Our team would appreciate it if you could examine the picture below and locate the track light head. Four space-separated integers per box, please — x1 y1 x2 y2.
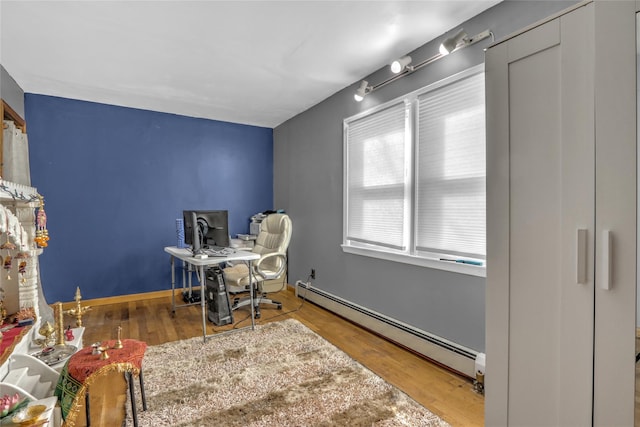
439 29 468 56
354 80 369 102
390 56 412 74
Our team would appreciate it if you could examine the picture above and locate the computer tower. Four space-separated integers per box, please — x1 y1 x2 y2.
206 266 233 326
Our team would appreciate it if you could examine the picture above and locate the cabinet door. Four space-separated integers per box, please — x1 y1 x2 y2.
486 4 595 426
592 2 636 425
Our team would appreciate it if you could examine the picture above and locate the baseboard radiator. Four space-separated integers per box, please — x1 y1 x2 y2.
294 281 479 379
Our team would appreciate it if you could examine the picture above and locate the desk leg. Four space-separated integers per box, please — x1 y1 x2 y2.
200 265 207 342
187 262 193 298
170 255 176 315
249 260 255 330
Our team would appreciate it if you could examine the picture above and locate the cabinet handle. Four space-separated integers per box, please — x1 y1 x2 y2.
576 229 587 284
601 230 612 290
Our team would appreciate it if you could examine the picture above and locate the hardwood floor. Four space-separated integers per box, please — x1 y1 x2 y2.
74 286 484 426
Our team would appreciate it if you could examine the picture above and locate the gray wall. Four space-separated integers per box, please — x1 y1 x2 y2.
274 0 576 352
1 65 25 117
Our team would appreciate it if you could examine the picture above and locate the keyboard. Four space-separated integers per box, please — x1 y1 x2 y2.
203 246 236 257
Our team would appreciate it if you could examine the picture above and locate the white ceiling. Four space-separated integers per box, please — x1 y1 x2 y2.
1 1 500 128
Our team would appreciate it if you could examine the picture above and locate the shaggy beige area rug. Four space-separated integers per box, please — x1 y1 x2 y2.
126 319 449 426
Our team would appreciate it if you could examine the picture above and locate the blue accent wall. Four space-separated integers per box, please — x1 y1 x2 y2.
25 94 273 303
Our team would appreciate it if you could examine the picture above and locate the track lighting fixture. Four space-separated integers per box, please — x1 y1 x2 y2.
354 28 492 102
390 56 412 74
354 80 370 102
439 29 468 55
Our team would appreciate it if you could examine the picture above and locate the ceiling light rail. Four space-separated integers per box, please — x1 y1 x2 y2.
354 29 493 102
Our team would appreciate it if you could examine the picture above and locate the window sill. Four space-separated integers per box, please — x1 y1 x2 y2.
341 244 486 278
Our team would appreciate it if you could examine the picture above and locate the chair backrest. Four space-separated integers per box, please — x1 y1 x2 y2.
253 213 292 271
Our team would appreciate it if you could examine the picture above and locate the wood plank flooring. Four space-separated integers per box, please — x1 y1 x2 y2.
76 286 484 426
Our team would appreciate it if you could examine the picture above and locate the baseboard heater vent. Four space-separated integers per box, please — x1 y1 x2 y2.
295 281 478 378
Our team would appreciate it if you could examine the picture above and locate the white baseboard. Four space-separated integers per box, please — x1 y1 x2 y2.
294 281 478 378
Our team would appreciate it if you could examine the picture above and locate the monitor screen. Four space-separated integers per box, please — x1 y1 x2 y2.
183 210 230 251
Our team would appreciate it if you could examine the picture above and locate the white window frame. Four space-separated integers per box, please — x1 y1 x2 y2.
342 64 486 277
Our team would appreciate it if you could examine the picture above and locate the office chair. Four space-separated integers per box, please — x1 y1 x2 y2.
223 213 291 318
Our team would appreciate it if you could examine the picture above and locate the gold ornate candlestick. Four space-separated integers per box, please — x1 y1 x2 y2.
55 302 65 346
64 287 91 327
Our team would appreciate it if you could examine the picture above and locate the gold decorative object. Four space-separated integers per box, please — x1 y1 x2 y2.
15 307 35 321
113 325 123 349
64 286 91 327
34 321 55 348
34 195 49 248
98 346 110 360
11 404 47 426
55 302 65 346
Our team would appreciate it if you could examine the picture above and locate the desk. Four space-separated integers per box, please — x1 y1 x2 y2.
164 246 260 341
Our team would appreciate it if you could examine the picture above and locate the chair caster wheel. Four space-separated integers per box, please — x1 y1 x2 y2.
276 304 282 310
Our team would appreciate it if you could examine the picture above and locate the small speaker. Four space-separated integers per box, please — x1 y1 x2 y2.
206 266 233 326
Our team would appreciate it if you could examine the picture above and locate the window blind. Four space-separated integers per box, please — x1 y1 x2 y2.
415 72 486 259
345 102 409 250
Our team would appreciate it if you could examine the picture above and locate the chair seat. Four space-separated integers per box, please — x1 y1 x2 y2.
223 264 250 287
223 263 284 289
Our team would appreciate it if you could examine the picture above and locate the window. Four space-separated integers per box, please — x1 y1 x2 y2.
344 101 410 251
343 66 485 276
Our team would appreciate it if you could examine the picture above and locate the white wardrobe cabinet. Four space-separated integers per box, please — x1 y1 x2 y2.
485 2 636 426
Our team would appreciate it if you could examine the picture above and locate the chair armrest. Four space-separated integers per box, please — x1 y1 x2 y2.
253 252 287 281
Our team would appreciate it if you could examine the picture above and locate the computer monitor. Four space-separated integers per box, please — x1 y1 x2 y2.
183 210 230 253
